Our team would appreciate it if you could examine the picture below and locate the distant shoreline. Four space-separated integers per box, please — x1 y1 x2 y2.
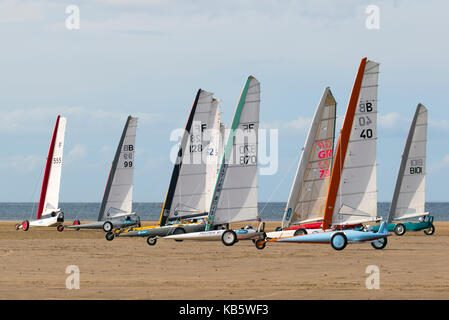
0 201 448 204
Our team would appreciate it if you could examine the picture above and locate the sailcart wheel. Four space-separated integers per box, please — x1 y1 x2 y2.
172 227 185 242
294 228 307 236
73 220 81 231
255 239 266 250
15 223 20 230
22 220 30 232
371 237 388 250
330 232 347 251
394 223 406 236
103 221 113 232
146 237 157 246
105 232 114 241
221 230 237 246
57 225 64 232
424 224 435 235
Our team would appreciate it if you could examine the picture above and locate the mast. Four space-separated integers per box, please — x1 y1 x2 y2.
158 90 202 226
322 58 367 230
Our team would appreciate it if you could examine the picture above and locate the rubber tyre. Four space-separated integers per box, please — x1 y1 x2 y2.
172 227 185 242
103 221 113 232
221 230 237 246
371 237 388 250
105 232 114 241
15 223 20 230
255 239 266 250
73 220 81 231
424 224 435 236
22 220 29 231
57 225 64 232
330 232 347 251
146 237 157 246
294 228 307 236
394 223 406 236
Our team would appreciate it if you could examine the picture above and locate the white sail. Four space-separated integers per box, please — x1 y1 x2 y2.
169 90 220 220
42 116 66 216
210 76 260 225
282 88 337 228
388 104 428 222
99 116 138 220
332 60 380 226
217 123 227 174
204 99 222 212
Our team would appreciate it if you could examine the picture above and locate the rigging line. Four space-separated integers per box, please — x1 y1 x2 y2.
259 147 303 217
28 157 46 221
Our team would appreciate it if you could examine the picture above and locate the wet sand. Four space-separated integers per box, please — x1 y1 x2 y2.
1 221 448 300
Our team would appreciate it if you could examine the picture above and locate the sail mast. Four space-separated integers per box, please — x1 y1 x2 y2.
37 115 61 220
322 58 367 230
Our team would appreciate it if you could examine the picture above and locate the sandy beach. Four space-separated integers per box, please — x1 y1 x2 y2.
1 221 448 300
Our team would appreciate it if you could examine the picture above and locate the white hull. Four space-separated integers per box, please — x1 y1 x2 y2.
394 211 429 221
164 228 263 241
266 228 325 239
29 215 61 227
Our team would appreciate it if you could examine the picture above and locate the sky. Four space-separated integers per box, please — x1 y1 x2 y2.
0 0 448 203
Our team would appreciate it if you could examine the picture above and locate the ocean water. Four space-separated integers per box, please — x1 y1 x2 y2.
0 202 447 222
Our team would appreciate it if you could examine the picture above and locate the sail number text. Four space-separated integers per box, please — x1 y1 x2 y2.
123 144 134 168
190 133 203 153
239 144 257 165
409 159 423 174
358 101 375 140
317 140 332 178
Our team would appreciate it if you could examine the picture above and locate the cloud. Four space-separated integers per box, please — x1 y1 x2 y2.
0 0 46 23
378 112 403 129
429 119 449 131
0 106 162 134
378 113 449 132
67 144 87 159
0 154 42 173
429 154 449 175
261 117 311 136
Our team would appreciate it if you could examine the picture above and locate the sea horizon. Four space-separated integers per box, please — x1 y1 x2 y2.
0 202 447 222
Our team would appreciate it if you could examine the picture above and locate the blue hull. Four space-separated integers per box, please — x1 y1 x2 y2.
275 221 390 244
